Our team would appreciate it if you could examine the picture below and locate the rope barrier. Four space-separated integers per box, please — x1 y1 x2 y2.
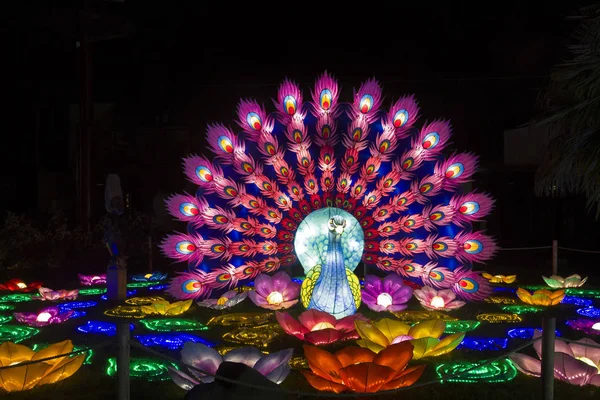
499 246 552 251
558 246 600 254
559 337 600 350
132 336 541 397
0 340 113 371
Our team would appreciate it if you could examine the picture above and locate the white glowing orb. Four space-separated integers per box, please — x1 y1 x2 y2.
592 322 600 331
36 312 52 322
294 207 364 274
376 293 393 308
311 322 335 331
267 291 284 305
430 296 446 309
16 282 27 289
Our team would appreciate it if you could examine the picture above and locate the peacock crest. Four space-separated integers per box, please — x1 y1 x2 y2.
160 71 497 315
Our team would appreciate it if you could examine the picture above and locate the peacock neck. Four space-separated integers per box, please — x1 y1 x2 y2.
308 229 356 319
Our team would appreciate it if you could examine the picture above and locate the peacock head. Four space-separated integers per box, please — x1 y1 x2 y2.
328 216 347 237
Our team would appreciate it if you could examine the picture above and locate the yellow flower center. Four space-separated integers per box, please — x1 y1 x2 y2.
592 322 600 331
266 291 284 305
430 296 446 309
16 282 27 289
576 357 600 373
376 293 393 308
216 297 229 306
311 322 335 331
36 312 52 322
144 274 153 279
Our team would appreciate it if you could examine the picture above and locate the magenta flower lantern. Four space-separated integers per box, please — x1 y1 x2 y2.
413 286 465 311
14 306 74 327
35 287 79 301
276 309 366 345
509 330 600 386
567 319 600 336
247 272 300 310
78 274 107 286
361 274 413 312
168 342 293 390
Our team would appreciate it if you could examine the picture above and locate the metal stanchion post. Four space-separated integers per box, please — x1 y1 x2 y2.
541 315 556 400
116 321 130 400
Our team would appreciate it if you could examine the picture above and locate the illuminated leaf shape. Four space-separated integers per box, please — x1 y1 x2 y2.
140 299 192 316
436 359 517 383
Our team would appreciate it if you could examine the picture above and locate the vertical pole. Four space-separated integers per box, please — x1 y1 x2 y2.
116 321 130 400
541 316 556 400
551 240 558 276
363 263 367 278
147 235 153 273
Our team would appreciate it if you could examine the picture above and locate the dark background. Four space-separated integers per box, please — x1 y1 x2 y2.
3 1 599 279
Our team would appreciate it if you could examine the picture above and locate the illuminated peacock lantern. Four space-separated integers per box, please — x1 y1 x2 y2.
160 72 497 319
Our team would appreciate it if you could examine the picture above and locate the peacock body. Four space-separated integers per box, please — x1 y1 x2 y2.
161 71 497 318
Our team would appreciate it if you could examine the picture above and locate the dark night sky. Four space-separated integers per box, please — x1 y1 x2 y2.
3 1 593 225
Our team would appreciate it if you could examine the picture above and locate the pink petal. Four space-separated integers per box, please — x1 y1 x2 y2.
270 271 292 293
363 275 383 297
223 347 264 368
276 311 307 338
387 304 408 312
247 290 269 307
281 282 300 301
168 366 200 390
569 338 600 365
304 329 342 345
253 348 294 376
554 352 598 386
382 274 405 293
533 330 573 359
180 342 222 380
509 353 542 377
438 289 457 303
298 309 336 331
253 274 274 298
335 313 366 332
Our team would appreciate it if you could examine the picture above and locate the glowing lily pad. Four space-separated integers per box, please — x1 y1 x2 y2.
436 359 517 383
0 293 34 303
139 319 208 332
444 320 481 334
0 324 39 343
106 357 178 381
0 315 13 325
207 312 274 327
79 288 107 296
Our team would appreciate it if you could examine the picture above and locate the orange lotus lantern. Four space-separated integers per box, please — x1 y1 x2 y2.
516 288 565 306
302 341 425 393
0 279 43 293
0 340 85 392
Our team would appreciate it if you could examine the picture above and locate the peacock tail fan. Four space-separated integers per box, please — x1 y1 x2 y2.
161 71 497 302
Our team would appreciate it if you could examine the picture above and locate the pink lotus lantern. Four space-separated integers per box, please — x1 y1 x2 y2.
510 330 600 386
35 287 79 301
247 272 300 310
14 306 74 327
276 309 366 345
361 274 413 312
78 274 107 286
413 286 465 311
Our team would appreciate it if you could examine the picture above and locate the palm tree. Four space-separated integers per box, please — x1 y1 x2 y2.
535 4 600 216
